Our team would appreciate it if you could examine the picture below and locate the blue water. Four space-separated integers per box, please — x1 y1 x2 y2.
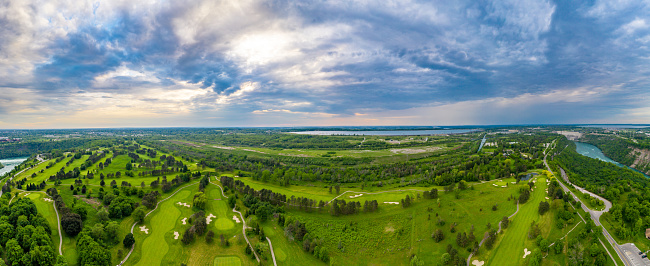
291 129 477 136
574 141 650 178
0 157 29 177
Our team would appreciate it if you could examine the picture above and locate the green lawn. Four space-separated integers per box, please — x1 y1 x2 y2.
480 176 548 265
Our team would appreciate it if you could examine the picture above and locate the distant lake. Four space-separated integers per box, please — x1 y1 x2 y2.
0 157 29 177
574 141 649 178
290 129 477 136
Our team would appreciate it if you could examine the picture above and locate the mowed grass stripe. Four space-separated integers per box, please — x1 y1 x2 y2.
213 256 242 266
487 177 547 266
135 190 190 266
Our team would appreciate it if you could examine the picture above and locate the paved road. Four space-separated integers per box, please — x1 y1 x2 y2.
543 141 629 266
620 244 650 266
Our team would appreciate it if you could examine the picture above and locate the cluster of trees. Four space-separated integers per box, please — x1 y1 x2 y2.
0 196 64 266
47 188 84 237
279 215 329 263
400 195 413 208
181 211 210 245
329 199 378 216
148 135 544 188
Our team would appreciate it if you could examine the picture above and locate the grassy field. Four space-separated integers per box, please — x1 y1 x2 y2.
26 192 61 255
479 176 548 265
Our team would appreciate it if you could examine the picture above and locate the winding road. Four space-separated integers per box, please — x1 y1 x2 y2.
543 140 628 266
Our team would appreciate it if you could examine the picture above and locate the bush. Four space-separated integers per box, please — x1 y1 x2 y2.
123 233 135 248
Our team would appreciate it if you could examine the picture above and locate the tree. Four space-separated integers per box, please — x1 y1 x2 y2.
6 239 24 266
440 253 451 265
133 206 147 223
96 207 109 222
193 192 207 210
61 212 83 236
73 205 87 220
206 230 215 244
126 162 132 171
538 201 550 215
182 228 194 245
501 216 509 229
458 180 468 190
105 221 120 244
77 234 111 266
123 233 135 248
432 229 444 242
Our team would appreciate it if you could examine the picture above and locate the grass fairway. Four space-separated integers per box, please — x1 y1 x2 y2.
214 200 235 231
134 190 189 266
213 256 242 266
483 177 548 265
27 193 61 254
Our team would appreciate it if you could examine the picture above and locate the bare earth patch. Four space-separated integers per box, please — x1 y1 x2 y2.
390 146 441 154
74 195 102 209
140 225 149 234
213 146 235 150
206 213 216 224
523 248 531 258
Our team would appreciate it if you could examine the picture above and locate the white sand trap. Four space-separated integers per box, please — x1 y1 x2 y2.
139 225 149 234
349 194 363 198
493 184 498 186
43 198 53 202
384 202 400 205
173 231 179 239
511 182 516 184
501 186 506 188
523 248 531 258
176 202 191 208
206 214 216 224
181 218 187 225
545 197 549 199
472 260 485 266
232 215 241 223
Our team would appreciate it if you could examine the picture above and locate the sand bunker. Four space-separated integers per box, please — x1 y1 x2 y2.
177 202 191 208
501 186 506 188
139 225 149 234
206 214 216 224
174 231 179 239
181 218 187 225
232 215 241 223
43 198 53 202
384 202 400 205
523 248 531 258
511 182 516 184
493 184 498 186
349 194 363 198
472 260 485 266
545 197 549 199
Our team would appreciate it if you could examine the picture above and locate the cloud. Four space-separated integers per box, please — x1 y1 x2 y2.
0 0 648 128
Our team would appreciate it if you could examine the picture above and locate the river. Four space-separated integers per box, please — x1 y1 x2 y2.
574 141 650 178
0 157 29 177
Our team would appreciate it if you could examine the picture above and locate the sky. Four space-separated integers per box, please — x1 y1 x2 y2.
0 0 649 128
